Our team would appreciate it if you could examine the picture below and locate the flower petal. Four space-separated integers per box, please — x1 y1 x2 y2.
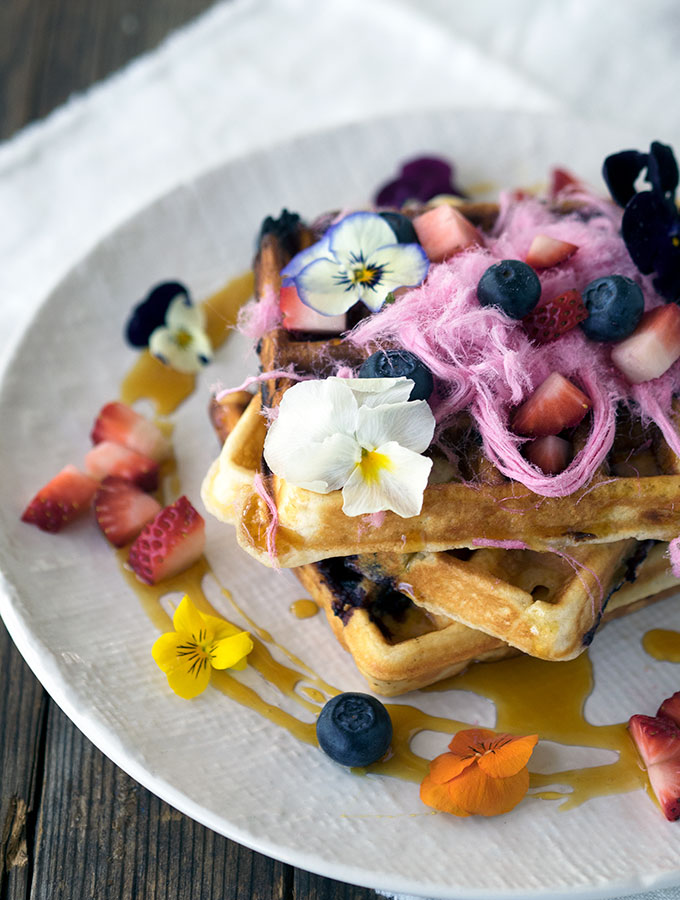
151 632 184 673
166 658 212 699
204 615 247 641
149 325 212 374
420 774 470 817
296 256 360 316
447 763 530 816
448 727 499 756
355 399 435 454
328 212 397 268
333 376 414 408
270 432 360 492
341 441 432 517
476 734 539 779
165 294 206 331
428 750 476 784
281 233 332 281
369 244 430 296
173 595 210 640
211 631 254 669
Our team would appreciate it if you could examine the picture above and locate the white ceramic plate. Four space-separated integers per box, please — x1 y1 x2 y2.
1 111 680 900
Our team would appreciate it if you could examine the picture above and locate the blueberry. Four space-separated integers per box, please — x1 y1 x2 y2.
580 275 644 342
316 693 392 767
125 281 189 347
359 349 433 401
477 260 541 319
379 211 419 244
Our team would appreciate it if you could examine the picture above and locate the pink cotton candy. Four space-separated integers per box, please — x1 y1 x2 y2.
214 367 312 402
252 473 280 568
668 538 680 578
237 283 281 340
472 538 528 550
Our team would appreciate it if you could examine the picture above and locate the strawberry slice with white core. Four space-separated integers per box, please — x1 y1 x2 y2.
84 441 159 491
280 284 347 333
610 304 680 384
94 476 162 547
91 401 170 462
629 714 680 821
21 464 98 533
525 234 578 269
511 373 592 437
658 692 680 728
127 495 205 584
412 205 483 263
549 168 582 199
525 435 572 475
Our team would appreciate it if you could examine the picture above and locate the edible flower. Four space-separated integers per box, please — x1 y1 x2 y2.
263 376 435 518
281 212 429 316
603 141 680 301
374 156 465 207
420 727 539 817
152 595 253 699
149 292 213 374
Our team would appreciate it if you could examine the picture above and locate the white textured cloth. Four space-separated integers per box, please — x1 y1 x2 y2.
2 0 680 897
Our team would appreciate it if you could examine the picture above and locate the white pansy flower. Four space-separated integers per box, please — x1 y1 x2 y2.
281 212 429 317
149 294 213 374
263 377 435 518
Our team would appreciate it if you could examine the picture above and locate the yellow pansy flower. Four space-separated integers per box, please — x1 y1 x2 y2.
152 595 253 699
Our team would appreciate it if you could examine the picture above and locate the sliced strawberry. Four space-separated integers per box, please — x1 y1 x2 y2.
522 289 588 344
412 205 483 263
91 401 170 462
611 304 680 384
280 283 347 334
128 495 205 584
94 476 162 547
658 692 680 728
629 714 680 821
525 435 572 475
549 167 582 199
525 234 578 269
511 372 591 437
22 464 98 533
84 441 159 491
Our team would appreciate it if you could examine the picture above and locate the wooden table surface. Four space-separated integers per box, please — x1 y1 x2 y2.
0 3 383 898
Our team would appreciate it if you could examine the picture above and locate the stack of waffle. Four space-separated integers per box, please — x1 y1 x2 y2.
202 203 680 696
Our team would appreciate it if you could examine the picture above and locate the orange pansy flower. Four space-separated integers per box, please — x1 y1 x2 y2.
420 727 538 817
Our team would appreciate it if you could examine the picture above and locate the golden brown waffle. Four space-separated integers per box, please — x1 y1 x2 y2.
294 542 678 695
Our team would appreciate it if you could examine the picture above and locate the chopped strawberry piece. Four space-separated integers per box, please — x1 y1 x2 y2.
128 495 205 584
511 372 591 437
549 167 582 199
658 692 680 728
280 283 347 334
525 234 578 269
22 465 98 533
629 714 680 821
522 289 588 344
94 476 162 547
84 441 159 491
525 435 572 475
611 304 680 384
90 401 170 462
412 205 483 263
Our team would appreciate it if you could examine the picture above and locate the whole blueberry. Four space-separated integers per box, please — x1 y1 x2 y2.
379 211 419 244
316 693 393 767
125 281 189 347
359 349 434 401
477 260 542 319
580 275 644 342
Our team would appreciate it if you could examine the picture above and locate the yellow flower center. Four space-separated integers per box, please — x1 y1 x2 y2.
358 448 393 484
351 265 380 286
174 328 193 348
175 629 216 678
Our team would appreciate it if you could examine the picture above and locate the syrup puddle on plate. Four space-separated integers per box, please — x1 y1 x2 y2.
116 273 672 812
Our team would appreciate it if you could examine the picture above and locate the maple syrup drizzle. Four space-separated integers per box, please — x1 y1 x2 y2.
117 273 666 810
290 599 320 619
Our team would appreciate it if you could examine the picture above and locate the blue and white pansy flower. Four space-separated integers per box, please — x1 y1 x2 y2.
149 293 213 374
282 212 429 316
263 376 435 518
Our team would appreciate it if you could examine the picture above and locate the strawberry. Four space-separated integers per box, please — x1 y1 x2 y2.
84 441 159 491
658 692 680 728
412 205 483 263
280 283 347 334
522 289 588 344
511 372 591 437
525 234 578 269
525 435 572 475
611 304 680 384
549 167 582 199
21 465 98 533
94 476 162 547
628 714 680 821
128 495 205 584
90 401 170 462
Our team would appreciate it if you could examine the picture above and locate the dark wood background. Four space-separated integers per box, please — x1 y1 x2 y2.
0 2 383 897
